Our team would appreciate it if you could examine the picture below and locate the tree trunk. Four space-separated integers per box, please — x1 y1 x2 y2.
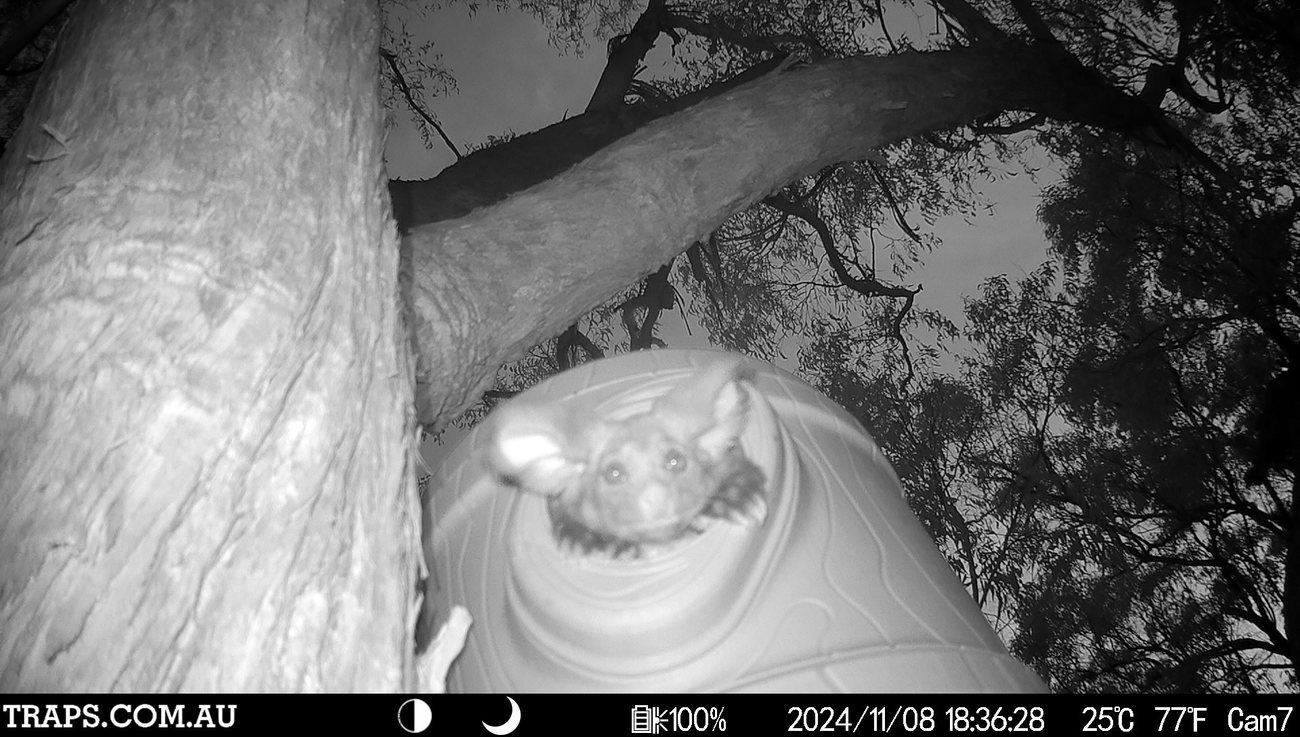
0 0 415 691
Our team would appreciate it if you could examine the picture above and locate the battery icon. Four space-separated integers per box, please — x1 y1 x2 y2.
630 705 661 734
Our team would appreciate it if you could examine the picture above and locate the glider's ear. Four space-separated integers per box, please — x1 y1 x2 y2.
652 359 755 460
486 401 591 498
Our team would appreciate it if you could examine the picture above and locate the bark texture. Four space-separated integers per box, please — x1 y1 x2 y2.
0 0 415 691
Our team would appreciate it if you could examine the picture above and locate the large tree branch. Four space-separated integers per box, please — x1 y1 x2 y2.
402 42 1157 424
388 53 792 229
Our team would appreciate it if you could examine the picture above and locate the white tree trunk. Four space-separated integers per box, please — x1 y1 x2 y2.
0 0 415 691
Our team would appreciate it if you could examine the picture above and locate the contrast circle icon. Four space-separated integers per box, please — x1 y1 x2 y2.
397 698 432 733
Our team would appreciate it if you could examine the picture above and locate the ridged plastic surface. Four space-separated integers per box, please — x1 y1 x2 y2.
423 349 1047 693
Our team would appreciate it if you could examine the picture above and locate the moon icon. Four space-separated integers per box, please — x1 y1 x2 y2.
482 697 521 735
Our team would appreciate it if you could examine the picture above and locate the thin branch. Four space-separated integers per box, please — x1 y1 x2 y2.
875 0 900 53
1006 0 1057 42
867 161 923 244
380 48 462 160
932 0 1007 43
973 112 1046 134
763 191 921 381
